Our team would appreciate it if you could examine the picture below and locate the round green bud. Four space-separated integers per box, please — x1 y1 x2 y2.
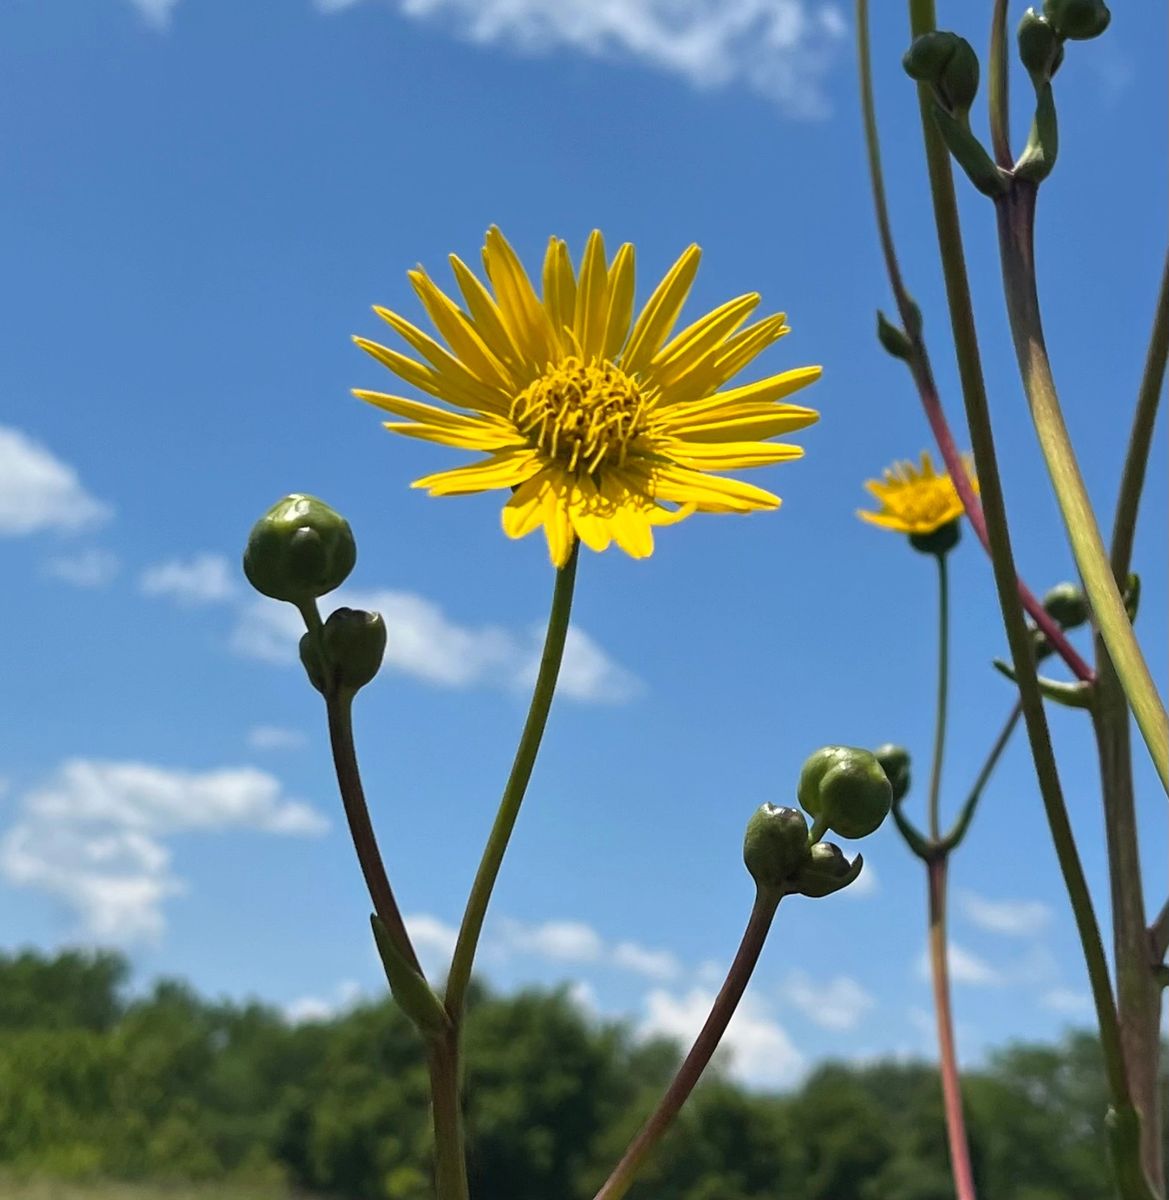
243 494 356 604
796 746 851 819
909 519 961 557
873 744 912 805
322 608 387 692
1018 9 1065 82
1043 0 1110 39
743 804 811 890
818 752 892 840
1042 581 1089 630
902 31 980 115
793 842 855 899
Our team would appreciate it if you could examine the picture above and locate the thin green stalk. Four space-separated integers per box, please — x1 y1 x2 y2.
928 857 978 1200
905 3 1139 1171
444 543 580 1017
1112 248 1169 581
428 1034 470 1200
988 0 1012 168
943 701 1021 851
927 551 950 840
593 888 782 1200
995 187 1169 795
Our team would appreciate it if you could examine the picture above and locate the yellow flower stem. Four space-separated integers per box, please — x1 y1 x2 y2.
855 0 1093 684
987 0 1012 169
903 8 1154 1198
591 887 783 1200
444 541 580 1016
927 550 950 841
995 185 1169 797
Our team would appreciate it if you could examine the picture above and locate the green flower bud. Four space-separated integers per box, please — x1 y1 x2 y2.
1043 0 1110 39
902 32 980 115
243 494 356 605
1042 581 1089 630
877 311 913 361
796 746 850 819
873 743 912 805
909 518 961 557
299 632 328 694
792 842 864 899
323 608 387 692
743 804 811 890
1018 9 1065 84
818 752 892 840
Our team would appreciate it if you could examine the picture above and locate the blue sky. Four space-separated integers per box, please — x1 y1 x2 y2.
0 0 1165 1087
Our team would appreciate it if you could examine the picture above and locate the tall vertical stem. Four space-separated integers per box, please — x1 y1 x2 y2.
428 1033 470 1200
927 551 950 841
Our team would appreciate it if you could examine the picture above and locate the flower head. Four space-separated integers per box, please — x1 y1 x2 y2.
857 451 976 537
354 228 820 567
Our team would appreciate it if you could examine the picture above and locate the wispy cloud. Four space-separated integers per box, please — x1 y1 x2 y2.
44 548 121 588
0 759 327 943
232 588 641 704
317 0 848 117
284 979 365 1024
958 890 1052 938
916 941 1003 988
141 553 237 605
1040 987 1092 1017
125 0 181 29
781 970 874 1031
0 425 111 537
247 725 307 751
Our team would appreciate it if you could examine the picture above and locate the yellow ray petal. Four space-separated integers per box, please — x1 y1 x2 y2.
649 313 790 407
857 509 913 532
482 226 556 368
541 237 577 358
448 254 529 377
354 336 503 414
645 464 781 513
574 230 610 362
413 451 543 496
597 475 654 558
540 471 576 567
502 471 555 539
660 440 805 470
568 473 613 553
659 403 820 442
657 365 823 421
648 293 760 389
620 244 702 377
408 270 515 391
602 244 636 362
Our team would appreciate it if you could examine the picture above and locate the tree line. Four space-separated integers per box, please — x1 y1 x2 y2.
0 949 1140 1199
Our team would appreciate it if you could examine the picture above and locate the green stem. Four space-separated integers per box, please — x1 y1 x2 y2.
943 701 1022 852
1111 248 1169 582
927 551 950 840
928 857 978 1200
988 0 1012 168
906 0 1137 1152
995 186 1169 795
427 1033 470 1200
444 543 580 1017
855 0 1093 684
592 887 782 1200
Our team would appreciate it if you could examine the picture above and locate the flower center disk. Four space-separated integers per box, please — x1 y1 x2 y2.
510 356 648 474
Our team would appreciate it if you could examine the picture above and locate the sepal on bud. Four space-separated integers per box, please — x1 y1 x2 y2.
791 843 865 898
873 744 912 805
909 518 962 557
1043 0 1110 40
244 494 356 605
371 915 450 1040
743 804 811 890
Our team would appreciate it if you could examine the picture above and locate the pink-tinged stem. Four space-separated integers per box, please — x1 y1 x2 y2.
928 857 979 1200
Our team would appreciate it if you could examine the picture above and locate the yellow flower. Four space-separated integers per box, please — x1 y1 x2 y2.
353 228 821 567
857 451 976 535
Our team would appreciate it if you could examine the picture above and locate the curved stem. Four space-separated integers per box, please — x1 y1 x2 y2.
943 701 1022 851
927 551 950 840
928 857 978 1200
1111 248 1169 581
593 887 782 1200
326 692 421 974
988 0 1012 168
855 0 1093 684
906 0 1134 1128
444 543 580 1017
995 188 1169 795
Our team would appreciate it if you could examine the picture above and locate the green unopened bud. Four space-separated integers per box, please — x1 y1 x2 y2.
302 608 387 695
1043 0 1110 39
873 744 912 805
792 843 864 899
909 519 961 557
743 804 811 890
903 32 980 115
877 311 913 361
798 747 892 840
1042 581 1089 630
244 494 356 605
796 746 850 819
1018 9 1065 84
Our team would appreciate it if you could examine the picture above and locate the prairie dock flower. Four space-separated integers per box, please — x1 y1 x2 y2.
858 451 976 553
353 228 821 566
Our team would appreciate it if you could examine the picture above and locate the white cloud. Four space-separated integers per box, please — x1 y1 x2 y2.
958 890 1052 938
0 759 327 943
641 986 804 1087
405 912 460 973
318 0 847 117
1040 987 1092 1017
916 941 1004 988
0 425 111 537
141 554 237 605
247 725 307 751
284 979 365 1024
841 858 877 897
781 970 874 1031
231 587 640 704
497 916 605 963
612 940 682 982
126 0 181 29
44 548 120 588
568 979 600 1015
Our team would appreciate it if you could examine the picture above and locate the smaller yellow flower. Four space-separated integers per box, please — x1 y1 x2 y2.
857 451 976 535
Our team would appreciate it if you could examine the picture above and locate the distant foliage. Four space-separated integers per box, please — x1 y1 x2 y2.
0 949 1133 1199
